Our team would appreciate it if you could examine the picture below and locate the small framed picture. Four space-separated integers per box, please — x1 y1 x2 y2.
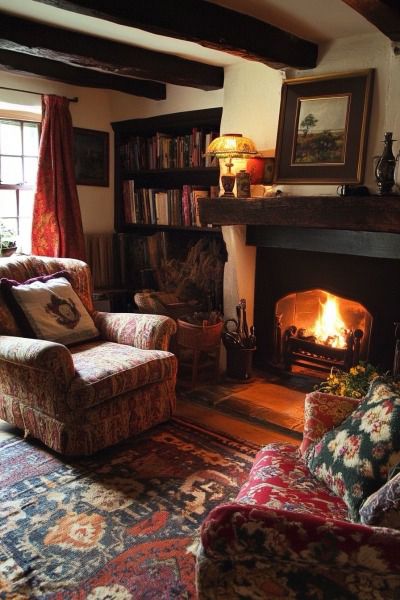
73 128 109 187
274 70 374 184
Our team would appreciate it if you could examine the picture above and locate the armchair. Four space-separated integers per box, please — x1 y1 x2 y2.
196 390 400 599
0 255 177 456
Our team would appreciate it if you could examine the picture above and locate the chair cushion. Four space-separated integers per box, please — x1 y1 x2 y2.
1 274 99 346
69 340 176 409
307 377 400 521
236 442 350 522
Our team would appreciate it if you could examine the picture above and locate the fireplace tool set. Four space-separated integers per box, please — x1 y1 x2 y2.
222 299 256 350
222 299 256 381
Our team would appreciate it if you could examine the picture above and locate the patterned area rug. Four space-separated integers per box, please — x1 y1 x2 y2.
0 418 258 599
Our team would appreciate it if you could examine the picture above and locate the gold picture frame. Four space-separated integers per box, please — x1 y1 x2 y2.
274 70 374 184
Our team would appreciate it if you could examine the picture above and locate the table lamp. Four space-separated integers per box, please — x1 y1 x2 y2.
206 133 257 197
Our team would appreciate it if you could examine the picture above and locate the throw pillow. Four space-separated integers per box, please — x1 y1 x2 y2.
359 470 400 529
306 377 400 521
1 271 69 337
0 274 99 346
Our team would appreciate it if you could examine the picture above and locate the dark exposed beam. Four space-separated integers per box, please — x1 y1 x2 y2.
341 0 400 41
0 12 223 90
34 0 318 69
0 49 166 100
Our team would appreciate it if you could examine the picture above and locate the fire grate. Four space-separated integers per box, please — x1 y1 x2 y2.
279 323 363 373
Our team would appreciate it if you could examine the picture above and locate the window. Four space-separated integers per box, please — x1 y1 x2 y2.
0 118 40 253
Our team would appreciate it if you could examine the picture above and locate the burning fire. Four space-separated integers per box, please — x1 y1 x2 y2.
313 294 347 348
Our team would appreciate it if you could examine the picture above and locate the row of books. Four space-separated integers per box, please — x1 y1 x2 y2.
122 181 216 227
120 129 219 171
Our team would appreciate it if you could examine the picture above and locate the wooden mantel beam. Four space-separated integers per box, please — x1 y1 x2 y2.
0 49 166 100
0 12 223 91
34 0 318 70
198 196 400 234
341 0 400 41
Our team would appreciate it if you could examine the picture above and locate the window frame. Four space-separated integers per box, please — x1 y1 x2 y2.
0 116 40 243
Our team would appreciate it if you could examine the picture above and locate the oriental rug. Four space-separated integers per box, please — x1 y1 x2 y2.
0 418 258 600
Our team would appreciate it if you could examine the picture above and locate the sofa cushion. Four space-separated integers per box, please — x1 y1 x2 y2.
69 340 177 409
1 275 99 346
359 470 400 528
307 377 400 521
236 442 350 522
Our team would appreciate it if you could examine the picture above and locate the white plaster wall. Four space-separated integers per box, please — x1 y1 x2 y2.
285 33 393 196
110 83 223 121
220 62 282 325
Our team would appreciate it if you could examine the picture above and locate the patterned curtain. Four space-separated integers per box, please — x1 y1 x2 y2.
31 95 86 261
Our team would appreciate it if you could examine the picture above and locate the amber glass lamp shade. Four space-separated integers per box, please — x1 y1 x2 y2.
206 133 257 197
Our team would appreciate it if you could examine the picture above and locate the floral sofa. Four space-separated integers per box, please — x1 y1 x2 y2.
196 382 400 599
0 255 177 456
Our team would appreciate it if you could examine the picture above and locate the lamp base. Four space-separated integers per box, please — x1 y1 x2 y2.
221 174 236 197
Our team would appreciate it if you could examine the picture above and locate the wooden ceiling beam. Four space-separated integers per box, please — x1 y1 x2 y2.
341 0 400 41
0 12 223 90
34 0 318 69
0 49 166 99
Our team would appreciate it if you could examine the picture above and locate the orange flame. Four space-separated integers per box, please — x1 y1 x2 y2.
313 294 347 348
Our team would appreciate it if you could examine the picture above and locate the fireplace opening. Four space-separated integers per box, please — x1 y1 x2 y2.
274 289 372 374
253 246 400 376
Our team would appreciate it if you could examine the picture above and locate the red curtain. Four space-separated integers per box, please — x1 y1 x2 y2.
32 95 86 261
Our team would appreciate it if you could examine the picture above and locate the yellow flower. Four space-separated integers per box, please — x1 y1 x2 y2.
350 367 358 376
356 365 365 373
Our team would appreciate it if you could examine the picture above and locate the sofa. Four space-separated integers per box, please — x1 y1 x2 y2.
196 385 400 599
0 254 177 456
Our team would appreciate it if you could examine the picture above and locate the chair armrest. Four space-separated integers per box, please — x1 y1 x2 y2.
199 503 400 594
0 335 75 389
300 390 360 456
93 311 177 351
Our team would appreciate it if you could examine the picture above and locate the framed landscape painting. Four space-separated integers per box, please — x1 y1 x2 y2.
274 70 374 184
73 128 109 187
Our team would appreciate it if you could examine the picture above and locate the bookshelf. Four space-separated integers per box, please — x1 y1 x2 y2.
112 107 223 234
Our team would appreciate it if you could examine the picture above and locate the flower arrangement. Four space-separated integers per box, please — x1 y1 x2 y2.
314 362 381 398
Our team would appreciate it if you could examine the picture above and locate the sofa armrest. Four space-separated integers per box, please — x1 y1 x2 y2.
300 390 360 456
93 311 177 351
0 335 74 387
198 503 400 598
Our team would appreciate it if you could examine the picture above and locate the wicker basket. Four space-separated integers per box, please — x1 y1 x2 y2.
177 319 223 351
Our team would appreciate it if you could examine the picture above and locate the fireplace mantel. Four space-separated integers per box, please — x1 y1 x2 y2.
198 195 400 234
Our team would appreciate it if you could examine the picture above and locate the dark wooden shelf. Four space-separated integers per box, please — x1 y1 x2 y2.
198 195 400 234
122 167 219 177
120 223 221 235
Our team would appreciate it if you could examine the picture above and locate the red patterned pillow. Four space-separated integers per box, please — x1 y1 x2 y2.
300 391 360 457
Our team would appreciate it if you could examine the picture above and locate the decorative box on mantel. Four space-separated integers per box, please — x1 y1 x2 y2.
197 196 400 234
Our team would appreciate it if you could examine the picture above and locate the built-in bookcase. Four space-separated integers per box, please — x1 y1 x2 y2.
112 107 223 234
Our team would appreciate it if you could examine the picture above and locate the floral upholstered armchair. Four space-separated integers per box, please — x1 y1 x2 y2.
0 255 177 456
196 379 400 599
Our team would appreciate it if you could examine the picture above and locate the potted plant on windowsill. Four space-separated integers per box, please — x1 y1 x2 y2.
0 222 17 257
